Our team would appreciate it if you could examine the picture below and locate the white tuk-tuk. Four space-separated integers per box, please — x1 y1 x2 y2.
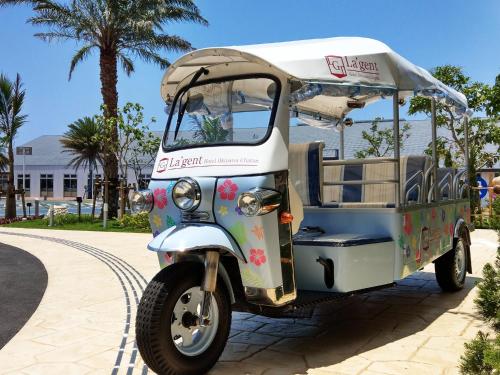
131 37 472 375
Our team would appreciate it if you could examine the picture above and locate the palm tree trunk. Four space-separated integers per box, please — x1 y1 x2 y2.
99 48 119 218
5 139 16 219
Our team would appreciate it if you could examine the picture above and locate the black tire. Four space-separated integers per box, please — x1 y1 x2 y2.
435 238 468 292
136 262 231 375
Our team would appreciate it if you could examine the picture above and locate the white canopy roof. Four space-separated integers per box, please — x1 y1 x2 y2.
161 37 468 119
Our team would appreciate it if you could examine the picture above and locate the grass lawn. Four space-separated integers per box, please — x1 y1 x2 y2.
4 217 151 233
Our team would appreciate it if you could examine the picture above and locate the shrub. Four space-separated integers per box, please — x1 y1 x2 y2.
474 247 500 330
460 332 500 374
42 213 94 226
117 212 151 231
460 235 500 374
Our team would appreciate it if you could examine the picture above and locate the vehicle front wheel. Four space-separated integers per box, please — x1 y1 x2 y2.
136 262 231 375
435 238 468 292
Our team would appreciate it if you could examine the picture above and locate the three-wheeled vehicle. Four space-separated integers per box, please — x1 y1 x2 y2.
132 37 473 374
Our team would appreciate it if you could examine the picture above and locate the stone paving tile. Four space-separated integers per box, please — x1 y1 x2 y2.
230 331 282 346
367 360 441 375
218 342 265 362
0 228 497 375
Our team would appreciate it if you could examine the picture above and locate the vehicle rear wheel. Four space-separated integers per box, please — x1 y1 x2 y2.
136 262 231 375
435 238 468 292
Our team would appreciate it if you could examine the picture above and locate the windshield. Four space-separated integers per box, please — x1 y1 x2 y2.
163 75 280 150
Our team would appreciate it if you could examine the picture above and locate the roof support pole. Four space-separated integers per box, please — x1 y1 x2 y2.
431 98 438 202
393 93 401 208
339 124 345 160
463 116 470 185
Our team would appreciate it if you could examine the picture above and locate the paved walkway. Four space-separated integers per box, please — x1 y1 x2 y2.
0 228 497 375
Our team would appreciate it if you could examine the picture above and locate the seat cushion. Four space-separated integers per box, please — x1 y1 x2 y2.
289 142 323 206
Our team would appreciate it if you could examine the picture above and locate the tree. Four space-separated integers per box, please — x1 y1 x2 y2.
0 0 208 217
354 118 411 159
60 117 103 198
129 131 161 189
95 102 156 215
0 145 8 171
0 73 28 219
408 65 500 214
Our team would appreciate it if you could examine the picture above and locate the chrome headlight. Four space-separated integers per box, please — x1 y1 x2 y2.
237 188 281 217
172 178 201 211
130 189 154 214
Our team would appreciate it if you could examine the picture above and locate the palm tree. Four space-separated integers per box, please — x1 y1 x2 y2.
1 0 207 217
60 117 103 199
0 73 28 219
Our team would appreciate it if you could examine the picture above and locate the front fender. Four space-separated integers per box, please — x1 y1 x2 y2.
147 223 246 262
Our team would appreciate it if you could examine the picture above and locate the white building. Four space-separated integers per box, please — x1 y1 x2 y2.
8 135 153 200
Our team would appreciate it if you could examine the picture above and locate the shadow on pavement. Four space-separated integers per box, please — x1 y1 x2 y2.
212 271 481 374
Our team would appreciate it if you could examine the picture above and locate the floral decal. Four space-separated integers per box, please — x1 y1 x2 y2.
252 225 265 240
228 222 247 245
403 213 413 235
217 179 238 200
167 181 176 193
153 214 163 228
431 208 437 220
154 188 168 209
249 248 267 266
166 215 176 228
240 268 265 288
218 206 228 216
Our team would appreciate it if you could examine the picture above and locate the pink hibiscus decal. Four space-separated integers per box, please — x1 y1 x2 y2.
217 179 238 201
249 248 267 266
403 213 413 235
154 188 168 209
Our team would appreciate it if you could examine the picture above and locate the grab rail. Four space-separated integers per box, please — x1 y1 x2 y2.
438 172 453 200
424 162 434 203
453 169 467 198
403 170 424 204
324 179 398 186
323 157 397 166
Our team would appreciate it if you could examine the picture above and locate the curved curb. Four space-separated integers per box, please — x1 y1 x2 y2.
0 231 150 375
0 243 48 349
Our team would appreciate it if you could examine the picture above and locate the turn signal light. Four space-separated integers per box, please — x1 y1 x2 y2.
280 211 294 224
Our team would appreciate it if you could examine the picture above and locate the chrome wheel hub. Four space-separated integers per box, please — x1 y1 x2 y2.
170 287 219 356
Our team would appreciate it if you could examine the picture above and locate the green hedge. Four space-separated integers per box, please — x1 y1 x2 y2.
460 234 500 374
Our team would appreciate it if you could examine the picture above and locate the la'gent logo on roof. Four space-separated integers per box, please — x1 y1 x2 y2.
325 55 380 80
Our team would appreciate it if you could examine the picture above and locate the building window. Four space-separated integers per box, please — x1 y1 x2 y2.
0 173 8 192
63 174 77 198
17 174 30 197
40 174 54 198
138 174 151 189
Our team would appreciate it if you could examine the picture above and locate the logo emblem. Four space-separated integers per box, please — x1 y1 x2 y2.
156 157 169 173
325 55 347 78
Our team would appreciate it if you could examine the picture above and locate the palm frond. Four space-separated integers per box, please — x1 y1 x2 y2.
118 53 135 76
69 44 96 80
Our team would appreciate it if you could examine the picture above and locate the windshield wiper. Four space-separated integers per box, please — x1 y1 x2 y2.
173 67 209 140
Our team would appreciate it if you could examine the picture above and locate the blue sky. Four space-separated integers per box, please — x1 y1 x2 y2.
0 0 499 145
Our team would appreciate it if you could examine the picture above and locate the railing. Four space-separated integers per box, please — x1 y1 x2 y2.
438 172 454 200
404 170 424 204
323 157 397 166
